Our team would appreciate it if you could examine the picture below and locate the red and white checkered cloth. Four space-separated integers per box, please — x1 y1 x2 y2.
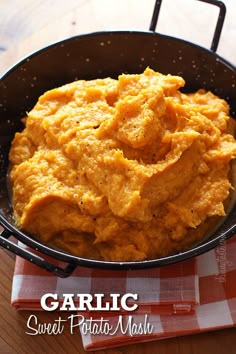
11 236 236 351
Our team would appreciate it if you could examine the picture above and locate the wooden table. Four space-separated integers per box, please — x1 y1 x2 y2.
0 1 236 353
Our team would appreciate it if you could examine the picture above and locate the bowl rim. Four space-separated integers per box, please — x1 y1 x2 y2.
1 30 235 82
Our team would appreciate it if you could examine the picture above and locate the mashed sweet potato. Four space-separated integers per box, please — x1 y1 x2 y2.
9 68 236 261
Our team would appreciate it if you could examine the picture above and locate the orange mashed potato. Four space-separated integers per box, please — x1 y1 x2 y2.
9 68 236 261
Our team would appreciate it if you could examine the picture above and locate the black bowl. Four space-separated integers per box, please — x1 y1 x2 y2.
0 31 236 276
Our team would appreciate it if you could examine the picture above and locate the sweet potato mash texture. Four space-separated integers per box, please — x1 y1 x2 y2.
9 68 236 261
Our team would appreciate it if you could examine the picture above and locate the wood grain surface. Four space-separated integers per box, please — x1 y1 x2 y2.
0 1 236 353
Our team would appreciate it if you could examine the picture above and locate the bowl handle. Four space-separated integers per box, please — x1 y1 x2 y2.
149 0 226 52
0 228 77 278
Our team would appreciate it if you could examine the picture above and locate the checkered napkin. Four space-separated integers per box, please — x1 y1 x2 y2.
11 236 236 351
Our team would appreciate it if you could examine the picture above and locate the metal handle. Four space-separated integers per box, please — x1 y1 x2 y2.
149 0 226 52
0 228 77 277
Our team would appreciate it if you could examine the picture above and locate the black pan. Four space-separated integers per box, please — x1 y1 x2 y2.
0 0 235 276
